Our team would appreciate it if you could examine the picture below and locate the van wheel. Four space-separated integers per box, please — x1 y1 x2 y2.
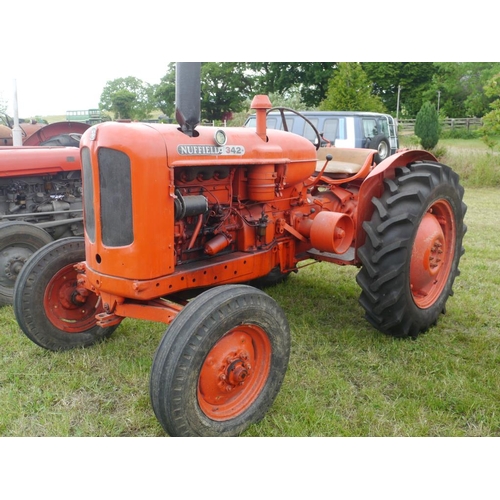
369 134 391 163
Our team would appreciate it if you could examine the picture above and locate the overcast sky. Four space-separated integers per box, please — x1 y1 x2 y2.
2 2 494 118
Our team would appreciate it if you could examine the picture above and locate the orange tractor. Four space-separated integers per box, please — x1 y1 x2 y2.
13 63 466 436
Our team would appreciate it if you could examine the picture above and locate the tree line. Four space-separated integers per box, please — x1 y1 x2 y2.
98 62 500 134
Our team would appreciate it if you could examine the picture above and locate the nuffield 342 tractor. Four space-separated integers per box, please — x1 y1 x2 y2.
13 63 466 436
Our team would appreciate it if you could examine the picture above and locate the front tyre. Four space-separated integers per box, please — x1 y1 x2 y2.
356 161 467 339
13 237 119 351
150 285 291 437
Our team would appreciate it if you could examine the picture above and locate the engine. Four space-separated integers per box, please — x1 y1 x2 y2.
0 171 83 239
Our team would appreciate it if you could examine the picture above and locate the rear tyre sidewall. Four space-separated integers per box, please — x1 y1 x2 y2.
356 162 466 338
0 222 53 306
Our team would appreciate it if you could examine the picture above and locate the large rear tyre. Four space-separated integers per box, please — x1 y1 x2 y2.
0 221 53 306
356 161 467 339
13 237 119 351
150 284 291 436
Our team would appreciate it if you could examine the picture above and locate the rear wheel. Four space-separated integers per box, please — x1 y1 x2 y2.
13 237 119 351
0 222 53 306
356 161 467 338
150 284 290 436
40 133 82 147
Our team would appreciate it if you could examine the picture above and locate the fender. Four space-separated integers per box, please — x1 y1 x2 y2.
354 149 438 256
23 121 90 145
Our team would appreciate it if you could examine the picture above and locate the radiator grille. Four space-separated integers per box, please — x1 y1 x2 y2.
81 147 95 242
98 147 134 247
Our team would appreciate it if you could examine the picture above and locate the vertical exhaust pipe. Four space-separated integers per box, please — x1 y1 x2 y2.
175 62 201 137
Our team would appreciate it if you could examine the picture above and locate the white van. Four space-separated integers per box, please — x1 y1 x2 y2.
244 110 399 163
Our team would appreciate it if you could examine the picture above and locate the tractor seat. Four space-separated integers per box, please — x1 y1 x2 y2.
316 147 375 174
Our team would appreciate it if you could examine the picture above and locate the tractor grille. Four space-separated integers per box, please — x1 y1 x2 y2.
81 147 95 242
97 147 134 247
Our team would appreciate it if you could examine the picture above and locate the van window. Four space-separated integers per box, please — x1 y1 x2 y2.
378 119 390 137
321 118 346 142
299 118 319 142
362 118 378 138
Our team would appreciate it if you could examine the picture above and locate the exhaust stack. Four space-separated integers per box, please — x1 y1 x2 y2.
175 62 201 137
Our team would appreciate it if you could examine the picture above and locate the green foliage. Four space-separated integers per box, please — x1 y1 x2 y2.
247 62 337 109
481 72 500 150
92 62 500 124
415 101 440 150
99 76 155 120
319 62 386 112
362 62 435 116
153 62 176 117
427 63 500 118
441 128 480 140
201 62 253 121
153 63 253 122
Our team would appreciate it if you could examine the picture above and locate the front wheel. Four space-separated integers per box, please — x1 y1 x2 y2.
13 237 119 351
356 161 467 339
149 285 291 436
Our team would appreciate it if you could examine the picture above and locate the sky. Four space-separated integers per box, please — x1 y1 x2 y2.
1 2 495 118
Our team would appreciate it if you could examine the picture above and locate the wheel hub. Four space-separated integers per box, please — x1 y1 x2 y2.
198 325 271 420
44 263 101 333
0 248 32 286
410 202 456 308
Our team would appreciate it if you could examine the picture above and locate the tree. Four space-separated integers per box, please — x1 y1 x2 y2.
319 62 386 112
414 101 440 150
154 62 176 117
481 72 500 149
362 62 436 117
110 89 136 120
247 62 336 108
427 62 500 118
99 76 155 120
154 63 252 122
201 62 252 121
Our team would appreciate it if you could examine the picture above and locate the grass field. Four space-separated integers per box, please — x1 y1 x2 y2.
0 182 498 437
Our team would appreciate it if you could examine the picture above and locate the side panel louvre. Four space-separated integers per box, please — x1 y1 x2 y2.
98 147 134 247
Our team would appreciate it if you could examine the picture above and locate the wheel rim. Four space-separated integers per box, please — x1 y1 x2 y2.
198 324 272 421
44 263 102 333
378 142 388 159
0 246 34 288
410 199 456 308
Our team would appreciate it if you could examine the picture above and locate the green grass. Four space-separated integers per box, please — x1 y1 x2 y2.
1 185 499 437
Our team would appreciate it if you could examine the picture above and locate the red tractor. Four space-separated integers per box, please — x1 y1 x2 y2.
13 63 466 437
0 145 84 305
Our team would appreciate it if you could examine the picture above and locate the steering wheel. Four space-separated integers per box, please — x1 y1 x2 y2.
266 107 322 150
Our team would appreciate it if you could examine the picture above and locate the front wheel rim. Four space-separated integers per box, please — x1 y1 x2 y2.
198 324 272 421
44 263 101 332
410 200 456 308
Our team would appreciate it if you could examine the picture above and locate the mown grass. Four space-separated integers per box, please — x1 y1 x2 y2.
0 183 498 437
